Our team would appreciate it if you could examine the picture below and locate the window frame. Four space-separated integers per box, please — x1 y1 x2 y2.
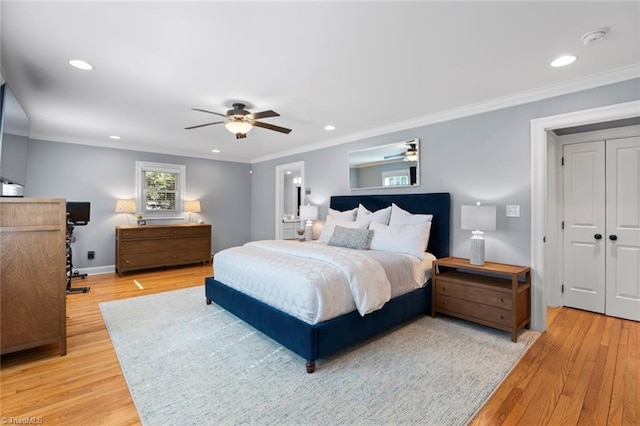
135 161 186 218
382 169 410 187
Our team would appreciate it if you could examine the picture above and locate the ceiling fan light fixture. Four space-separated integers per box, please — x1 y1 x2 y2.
225 120 253 134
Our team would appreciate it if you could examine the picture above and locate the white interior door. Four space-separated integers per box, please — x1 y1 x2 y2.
563 141 606 313
605 136 640 321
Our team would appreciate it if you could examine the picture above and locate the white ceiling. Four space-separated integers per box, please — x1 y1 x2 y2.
1 1 639 164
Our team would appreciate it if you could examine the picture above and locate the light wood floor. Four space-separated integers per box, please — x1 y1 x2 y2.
1 265 638 425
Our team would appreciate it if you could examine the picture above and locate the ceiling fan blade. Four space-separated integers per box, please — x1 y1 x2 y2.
191 108 228 119
384 153 405 160
236 133 247 139
248 110 280 120
184 121 225 130
252 121 292 134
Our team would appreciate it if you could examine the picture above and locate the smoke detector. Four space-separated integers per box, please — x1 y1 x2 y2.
581 27 609 45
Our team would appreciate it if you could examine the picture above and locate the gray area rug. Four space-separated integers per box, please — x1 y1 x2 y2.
100 286 539 426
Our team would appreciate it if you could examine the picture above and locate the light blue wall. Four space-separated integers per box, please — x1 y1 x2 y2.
251 78 640 266
24 140 252 270
20 79 640 271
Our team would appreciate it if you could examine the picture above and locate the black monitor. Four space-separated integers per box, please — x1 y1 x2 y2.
66 202 90 225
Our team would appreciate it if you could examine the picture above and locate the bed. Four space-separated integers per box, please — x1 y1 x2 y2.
205 192 450 373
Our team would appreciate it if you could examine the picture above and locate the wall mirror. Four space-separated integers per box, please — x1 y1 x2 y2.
348 138 420 190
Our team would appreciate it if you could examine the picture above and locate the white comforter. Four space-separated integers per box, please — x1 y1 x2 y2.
213 240 433 325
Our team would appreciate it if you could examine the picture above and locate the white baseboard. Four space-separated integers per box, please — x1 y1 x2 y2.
73 265 116 276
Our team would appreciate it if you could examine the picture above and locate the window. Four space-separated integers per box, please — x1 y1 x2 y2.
136 161 186 216
382 170 410 187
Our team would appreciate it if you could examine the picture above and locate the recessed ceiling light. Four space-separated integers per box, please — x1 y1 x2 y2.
324 125 336 131
550 55 577 67
109 135 121 140
286 171 292 175
69 59 94 70
211 149 220 153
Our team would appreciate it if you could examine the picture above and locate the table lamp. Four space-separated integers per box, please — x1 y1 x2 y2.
185 200 202 223
461 203 496 266
115 199 136 224
299 204 318 241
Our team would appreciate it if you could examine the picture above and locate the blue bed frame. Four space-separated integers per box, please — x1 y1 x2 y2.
205 192 450 373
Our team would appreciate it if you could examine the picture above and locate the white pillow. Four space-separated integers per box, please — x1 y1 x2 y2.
319 215 370 243
388 203 433 226
356 204 391 225
328 207 357 221
369 221 432 259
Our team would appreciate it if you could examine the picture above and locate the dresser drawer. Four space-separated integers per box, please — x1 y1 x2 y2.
119 225 210 240
120 252 170 269
165 248 210 265
120 236 210 254
435 279 512 310
435 294 512 328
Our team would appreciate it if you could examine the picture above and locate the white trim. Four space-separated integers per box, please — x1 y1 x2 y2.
27 66 639 165
530 100 640 332
75 265 116 275
135 161 186 217
251 65 640 164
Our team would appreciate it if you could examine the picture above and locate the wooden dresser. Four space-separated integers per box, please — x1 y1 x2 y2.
431 257 531 342
0 198 67 356
115 224 211 275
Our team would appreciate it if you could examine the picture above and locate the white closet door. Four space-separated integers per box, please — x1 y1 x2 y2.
605 136 640 321
563 141 606 313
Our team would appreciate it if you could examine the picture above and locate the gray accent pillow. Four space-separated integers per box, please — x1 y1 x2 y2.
327 225 373 250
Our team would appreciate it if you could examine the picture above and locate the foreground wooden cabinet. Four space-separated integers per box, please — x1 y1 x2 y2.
431 256 531 342
0 198 67 356
115 224 211 275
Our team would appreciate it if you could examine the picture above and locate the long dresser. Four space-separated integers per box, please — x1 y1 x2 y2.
115 224 211 275
0 198 67 356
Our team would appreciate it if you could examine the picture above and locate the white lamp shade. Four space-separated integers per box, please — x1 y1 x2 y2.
225 120 253 134
115 199 136 214
299 205 318 221
461 205 496 231
184 200 202 213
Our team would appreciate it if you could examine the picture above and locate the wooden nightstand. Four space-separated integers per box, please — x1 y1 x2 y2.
431 257 531 342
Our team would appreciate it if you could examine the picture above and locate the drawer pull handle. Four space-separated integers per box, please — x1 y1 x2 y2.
441 287 446 291
498 298 504 302
499 315 504 319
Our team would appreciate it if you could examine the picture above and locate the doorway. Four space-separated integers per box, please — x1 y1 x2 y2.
275 161 305 239
530 100 640 332
561 133 640 321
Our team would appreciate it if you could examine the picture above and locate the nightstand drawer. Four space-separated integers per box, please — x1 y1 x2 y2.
435 294 512 328
435 279 512 310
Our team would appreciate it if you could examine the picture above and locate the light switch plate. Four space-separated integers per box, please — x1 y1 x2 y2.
506 205 520 217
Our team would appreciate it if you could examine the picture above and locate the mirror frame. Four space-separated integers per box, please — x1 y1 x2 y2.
348 138 420 190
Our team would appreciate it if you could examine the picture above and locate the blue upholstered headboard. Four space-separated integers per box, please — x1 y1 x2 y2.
329 192 451 259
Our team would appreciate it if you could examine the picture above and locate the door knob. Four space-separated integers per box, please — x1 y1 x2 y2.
609 235 618 241
594 234 602 240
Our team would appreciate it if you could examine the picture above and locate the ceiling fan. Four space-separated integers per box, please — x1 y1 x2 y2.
185 103 292 139
384 141 418 162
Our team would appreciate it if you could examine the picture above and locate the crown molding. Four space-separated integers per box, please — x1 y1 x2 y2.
250 64 640 164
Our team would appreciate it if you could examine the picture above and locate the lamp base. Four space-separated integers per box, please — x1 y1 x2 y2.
469 231 485 266
305 221 313 241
